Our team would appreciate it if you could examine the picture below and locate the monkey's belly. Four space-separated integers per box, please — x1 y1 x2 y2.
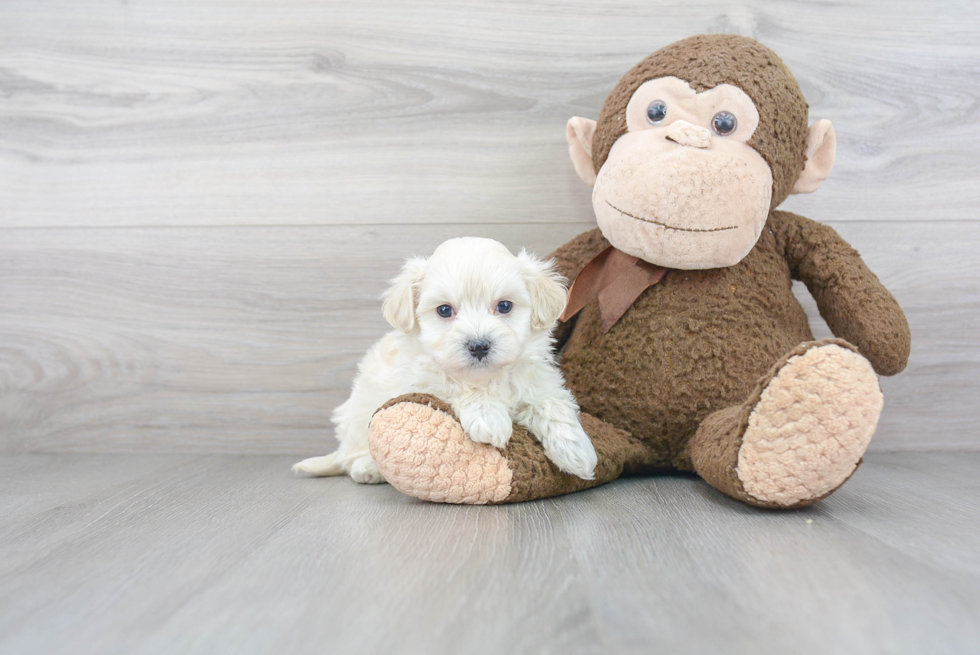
560 268 813 468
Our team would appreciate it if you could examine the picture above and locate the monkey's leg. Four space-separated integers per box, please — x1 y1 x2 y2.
368 394 646 504
686 339 883 509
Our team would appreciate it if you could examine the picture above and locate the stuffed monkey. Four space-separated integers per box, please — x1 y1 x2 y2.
366 35 910 508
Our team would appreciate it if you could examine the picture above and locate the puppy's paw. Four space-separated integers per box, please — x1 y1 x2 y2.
349 455 386 484
459 407 513 449
293 452 344 477
542 422 598 480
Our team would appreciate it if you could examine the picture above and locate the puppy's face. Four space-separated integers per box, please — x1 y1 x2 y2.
382 237 567 379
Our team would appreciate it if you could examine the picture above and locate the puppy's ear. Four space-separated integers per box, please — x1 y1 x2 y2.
382 256 427 332
518 249 568 331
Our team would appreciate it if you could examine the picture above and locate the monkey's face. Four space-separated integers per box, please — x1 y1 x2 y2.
591 77 773 270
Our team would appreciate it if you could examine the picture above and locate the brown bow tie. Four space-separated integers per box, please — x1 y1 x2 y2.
559 246 668 333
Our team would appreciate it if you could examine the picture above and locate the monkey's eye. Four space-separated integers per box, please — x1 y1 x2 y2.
436 304 454 318
711 111 737 136
646 100 668 125
496 300 513 314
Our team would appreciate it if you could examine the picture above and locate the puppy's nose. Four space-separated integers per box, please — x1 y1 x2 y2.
467 339 491 361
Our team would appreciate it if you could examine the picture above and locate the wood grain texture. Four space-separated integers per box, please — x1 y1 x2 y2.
0 0 978 228
0 452 977 654
0 0 977 454
0 221 976 453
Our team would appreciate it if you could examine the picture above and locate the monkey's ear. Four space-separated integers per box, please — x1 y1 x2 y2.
517 250 569 331
566 117 598 186
381 256 427 332
791 119 836 194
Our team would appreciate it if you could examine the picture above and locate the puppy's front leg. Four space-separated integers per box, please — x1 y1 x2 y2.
519 395 598 480
456 397 513 449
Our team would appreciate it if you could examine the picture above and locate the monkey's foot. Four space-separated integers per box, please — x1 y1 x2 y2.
691 340 883 508
368 394 634 504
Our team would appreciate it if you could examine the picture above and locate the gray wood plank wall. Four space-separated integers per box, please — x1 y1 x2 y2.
1 0 978 454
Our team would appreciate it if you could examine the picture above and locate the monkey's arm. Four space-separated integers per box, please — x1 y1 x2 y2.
770 210 910 376
547 228 610 352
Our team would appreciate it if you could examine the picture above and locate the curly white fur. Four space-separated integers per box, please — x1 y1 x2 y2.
293 237 598 483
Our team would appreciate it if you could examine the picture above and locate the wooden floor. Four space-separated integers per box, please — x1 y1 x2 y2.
1 452 977 654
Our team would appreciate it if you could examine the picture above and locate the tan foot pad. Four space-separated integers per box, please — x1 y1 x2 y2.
738 344 883 507
369 398 513 504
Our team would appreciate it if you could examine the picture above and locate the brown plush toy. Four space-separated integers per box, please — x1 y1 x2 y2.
366 34 911 508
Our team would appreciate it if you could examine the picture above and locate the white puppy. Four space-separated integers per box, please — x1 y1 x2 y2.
293 237 598 484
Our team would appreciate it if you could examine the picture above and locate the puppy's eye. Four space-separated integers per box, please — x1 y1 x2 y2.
711 111 737 136
436 304 454 318
496 301 513 314
646 100 667 125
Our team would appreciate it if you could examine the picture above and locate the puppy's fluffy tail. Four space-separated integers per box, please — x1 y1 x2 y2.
292 452 345 477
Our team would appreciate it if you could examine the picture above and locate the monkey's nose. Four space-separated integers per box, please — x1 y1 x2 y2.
467 339 491 361
664 120 711 149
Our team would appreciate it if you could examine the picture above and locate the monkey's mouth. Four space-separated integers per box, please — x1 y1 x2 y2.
606 201 738 233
